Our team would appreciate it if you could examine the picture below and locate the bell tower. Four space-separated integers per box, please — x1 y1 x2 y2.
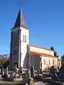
10 10 29 70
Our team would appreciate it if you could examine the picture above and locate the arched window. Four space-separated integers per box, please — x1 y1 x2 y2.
53 60 54 65
49 60 50 64
44 59 46 65
23 35 27 42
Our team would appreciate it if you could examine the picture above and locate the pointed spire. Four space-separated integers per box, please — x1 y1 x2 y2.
14 9 26 28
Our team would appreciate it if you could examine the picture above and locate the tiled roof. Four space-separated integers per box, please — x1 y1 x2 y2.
28 44 53 51
31 51 57 58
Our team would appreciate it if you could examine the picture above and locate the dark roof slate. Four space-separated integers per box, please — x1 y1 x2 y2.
14 9 26 28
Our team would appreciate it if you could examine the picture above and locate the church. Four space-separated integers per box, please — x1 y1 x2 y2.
9 10 58 71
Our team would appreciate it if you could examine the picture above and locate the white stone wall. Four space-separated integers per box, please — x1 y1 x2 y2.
11 26 29 68
20 27 29 67
41 56 58 70
29 45 58 71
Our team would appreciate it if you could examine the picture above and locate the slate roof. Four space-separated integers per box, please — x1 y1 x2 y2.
14 9 26 28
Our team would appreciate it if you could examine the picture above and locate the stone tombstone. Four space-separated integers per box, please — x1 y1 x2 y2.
58 65 64 80
6 67 8 75
40 69 42 74
0 74 1 80
28 69 31 78
5 67 8 75
49 66 58 80
9 71 14 81
2 68 4 75
10 71 13 77
0 69 1 74
30 66 34 77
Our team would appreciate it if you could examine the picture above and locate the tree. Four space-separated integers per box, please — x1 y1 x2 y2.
3 59 9 68
0 57 9 68
54 51 58 57
50 47 54 51
61 55 64 64
1 57 8 64
50 46 58 57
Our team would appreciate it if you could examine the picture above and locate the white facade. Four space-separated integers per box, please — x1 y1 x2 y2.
10 26 29 69
20 27 29 67
28 44 58 70
40 56 58 70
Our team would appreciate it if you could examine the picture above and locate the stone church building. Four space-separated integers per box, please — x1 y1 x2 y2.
9 10 58 71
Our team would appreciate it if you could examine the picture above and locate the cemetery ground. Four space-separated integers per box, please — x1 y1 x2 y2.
0 66 64 85
0 72 64 85
0 71 51 85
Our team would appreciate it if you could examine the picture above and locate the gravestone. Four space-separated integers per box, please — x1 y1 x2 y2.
49 66 58 80
58 65 64 81
6 67 8 75
28 69 31 78
9 71 14 81
30 66 34 77
0 74 1 80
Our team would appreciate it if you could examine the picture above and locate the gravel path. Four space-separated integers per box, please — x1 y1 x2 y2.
33 82 48 85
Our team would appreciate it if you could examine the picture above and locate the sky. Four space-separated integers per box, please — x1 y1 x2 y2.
0 0 64 58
